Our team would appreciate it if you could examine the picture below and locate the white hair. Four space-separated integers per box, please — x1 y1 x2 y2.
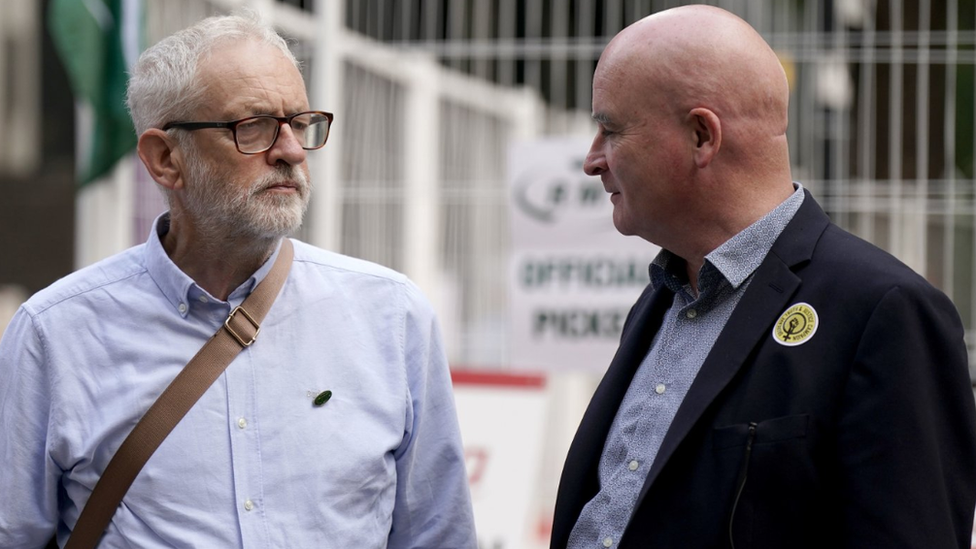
126 11 300 136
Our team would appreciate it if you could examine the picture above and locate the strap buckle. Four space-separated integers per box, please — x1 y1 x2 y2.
224 306 260 347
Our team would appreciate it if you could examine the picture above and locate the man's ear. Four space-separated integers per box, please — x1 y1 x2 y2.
137 129 185 191
688 107 722 169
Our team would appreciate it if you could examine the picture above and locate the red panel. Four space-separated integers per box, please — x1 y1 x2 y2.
450 369 546 388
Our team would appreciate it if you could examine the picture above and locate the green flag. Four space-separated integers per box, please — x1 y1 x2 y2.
48 0 142 186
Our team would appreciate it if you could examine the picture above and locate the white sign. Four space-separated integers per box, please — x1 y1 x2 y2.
508 137 658 372
453 372 550 549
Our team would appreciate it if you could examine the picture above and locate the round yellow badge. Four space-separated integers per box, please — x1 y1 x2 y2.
772 303 819 346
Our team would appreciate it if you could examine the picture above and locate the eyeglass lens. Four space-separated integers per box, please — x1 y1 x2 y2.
236 113 330 153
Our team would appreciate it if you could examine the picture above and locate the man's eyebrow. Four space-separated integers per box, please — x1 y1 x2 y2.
593 112 613 126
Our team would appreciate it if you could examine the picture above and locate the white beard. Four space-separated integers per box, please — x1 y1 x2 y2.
181 148 312 241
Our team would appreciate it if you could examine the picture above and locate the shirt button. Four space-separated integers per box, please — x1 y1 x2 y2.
655 383 666 395
686 309 697 319
238 417 247 429
178 303 187 314
244 499 254 511
603 537 613 547
628 460 639 471
198 295 208 303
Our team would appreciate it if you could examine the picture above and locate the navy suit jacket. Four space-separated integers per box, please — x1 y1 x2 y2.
551 193 976 548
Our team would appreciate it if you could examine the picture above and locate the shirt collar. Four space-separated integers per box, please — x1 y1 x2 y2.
144 212 285 316
650 183 805 296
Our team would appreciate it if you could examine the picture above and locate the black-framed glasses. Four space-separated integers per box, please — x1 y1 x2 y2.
162 111 334 154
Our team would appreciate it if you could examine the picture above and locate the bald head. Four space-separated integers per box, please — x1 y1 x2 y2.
604 5 789 150
585 5 796 274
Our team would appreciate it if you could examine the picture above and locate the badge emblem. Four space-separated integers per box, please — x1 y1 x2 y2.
772 303 819 346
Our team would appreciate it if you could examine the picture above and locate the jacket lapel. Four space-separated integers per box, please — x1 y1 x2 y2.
633 191 829 505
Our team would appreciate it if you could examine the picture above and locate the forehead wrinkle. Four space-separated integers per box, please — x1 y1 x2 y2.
195 39 309 120
592 56 652 127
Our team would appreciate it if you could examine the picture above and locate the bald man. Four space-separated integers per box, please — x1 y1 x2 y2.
551 6 976 549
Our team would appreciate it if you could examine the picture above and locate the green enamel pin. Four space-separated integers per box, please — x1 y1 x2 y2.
313 390 333 407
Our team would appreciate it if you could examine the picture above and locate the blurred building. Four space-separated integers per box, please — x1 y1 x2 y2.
1 0 975 380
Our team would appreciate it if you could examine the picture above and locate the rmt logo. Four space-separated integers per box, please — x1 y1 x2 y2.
512 157 606 224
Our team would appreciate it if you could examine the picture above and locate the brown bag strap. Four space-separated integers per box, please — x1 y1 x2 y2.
63 239 294 549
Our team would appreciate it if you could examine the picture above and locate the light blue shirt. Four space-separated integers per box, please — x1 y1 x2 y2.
568 185 805 549
0 214 476 549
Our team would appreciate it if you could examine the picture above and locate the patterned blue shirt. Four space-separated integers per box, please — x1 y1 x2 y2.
0 214 476 549
568 185 805 549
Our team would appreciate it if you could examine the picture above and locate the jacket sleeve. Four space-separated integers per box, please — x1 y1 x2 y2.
836 284 976 548
387 281 477 549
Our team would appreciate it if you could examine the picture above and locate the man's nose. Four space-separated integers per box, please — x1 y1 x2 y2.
267 123 307 166
583 145 606 176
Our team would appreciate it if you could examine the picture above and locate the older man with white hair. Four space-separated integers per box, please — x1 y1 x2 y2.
0 13 475 549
